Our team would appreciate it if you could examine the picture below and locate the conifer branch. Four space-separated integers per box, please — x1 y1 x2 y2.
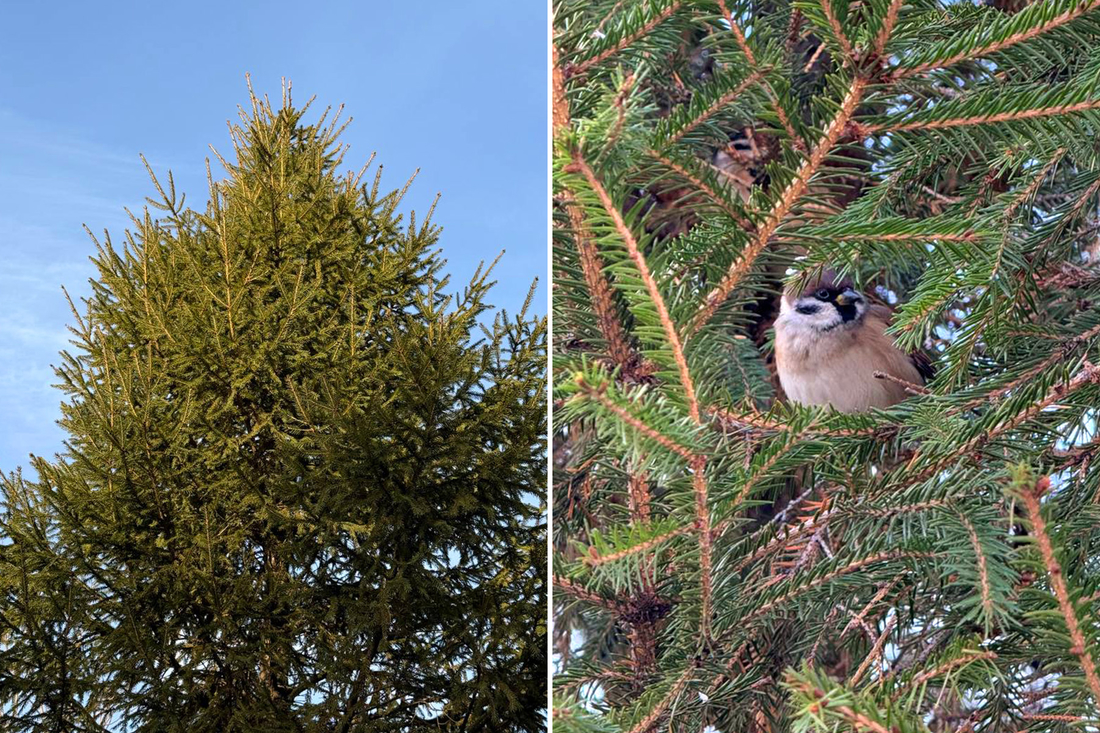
771 95 809 153
899 362 1100 484
554 576 626 611
709 406 791 434
602 72 636 155
829 231 977 242
868 98 1100 133
966 153 1071 329
963 322 1100 410
715 0 806 152
594 0 630 37
574 376 700 462
628 472 653 524
691 77 867 335
692 456 715 641
571 154 702 423
804 42 828 73
1051 436 1099 470
873 0 906 56
734 423 818 507
564 190 639 371
717 0 757 67
583 525 695 567
895 0 1100 79
894 650 998 696
1019 475 1100 705
710 406 890 438
624 665 694 733
857 500 953 518
733 518 820 572
556 45 638 373
572 1 686 75
1002 151 1066 223
553 44 571 132
1035 173 1100 248
785 674 893 733
820 0 857 64
1023 713 1086 722
842 574 907 638
850 614 896 685
956 512 994 626
647 149 757 230
666 70 767 144
737 551 933 627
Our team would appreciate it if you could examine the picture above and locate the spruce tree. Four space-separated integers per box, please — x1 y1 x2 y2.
553 1 1100 731
0 84 546 733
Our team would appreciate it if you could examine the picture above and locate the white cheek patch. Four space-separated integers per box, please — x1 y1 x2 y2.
784 298 842 332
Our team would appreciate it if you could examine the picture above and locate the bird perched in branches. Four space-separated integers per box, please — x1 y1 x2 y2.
774 272 933 412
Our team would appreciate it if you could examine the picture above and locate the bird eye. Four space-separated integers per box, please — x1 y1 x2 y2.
814 288 830 300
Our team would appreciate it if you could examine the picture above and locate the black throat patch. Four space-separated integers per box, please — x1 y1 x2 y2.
837 301 858 322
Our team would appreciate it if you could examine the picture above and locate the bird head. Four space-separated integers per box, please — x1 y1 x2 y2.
778 272 867 334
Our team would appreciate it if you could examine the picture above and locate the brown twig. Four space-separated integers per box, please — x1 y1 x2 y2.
850 614 897 685
821 0 857 64
803 42 828 73
867 99 1100 134
563 191 639 370
873 0 906 56
873 370 931 396
842 573 907 638
1020 475 1100 704
601 72 636 156
731 511 829 573
628 471 653 525
690 456 715 641
957 512 995 625
552 44 572 132
738 551 933 627
893 650 998 697
717 0 757 66
553 575 627 610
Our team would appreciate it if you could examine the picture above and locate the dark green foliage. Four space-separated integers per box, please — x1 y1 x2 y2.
554 0 1100 731
0 87 546 732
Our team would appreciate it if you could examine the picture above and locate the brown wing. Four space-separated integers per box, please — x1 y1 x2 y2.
869 303 935 385
910 349 936 384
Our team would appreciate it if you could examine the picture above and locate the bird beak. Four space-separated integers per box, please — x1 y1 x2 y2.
835 288 862 306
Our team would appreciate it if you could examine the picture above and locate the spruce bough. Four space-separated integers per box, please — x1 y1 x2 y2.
553 0 1100 731
0 86 546 732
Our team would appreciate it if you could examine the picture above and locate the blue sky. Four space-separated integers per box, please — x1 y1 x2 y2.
0 2 547 473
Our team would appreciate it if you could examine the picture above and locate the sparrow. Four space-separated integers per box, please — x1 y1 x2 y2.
774 273 932 412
